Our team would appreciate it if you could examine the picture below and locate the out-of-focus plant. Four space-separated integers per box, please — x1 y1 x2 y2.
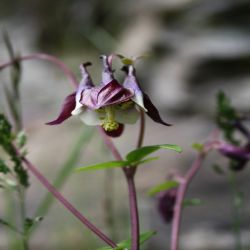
214 91 250 250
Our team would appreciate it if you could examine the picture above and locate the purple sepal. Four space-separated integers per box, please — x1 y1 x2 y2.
46 92 76 125
143 93 171 126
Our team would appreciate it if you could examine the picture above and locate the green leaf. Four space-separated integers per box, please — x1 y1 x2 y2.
126 144 182 164
16 131 27 148
75 160 127 172
0 114 29 187
0 218 20 233
192 143 204 152
98 231 156 250
216 91 239 145
183 198 204 207
148 180 179 196
136 157 159 165
0 159 10 174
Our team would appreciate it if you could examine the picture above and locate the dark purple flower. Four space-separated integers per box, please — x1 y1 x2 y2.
47 55 170 137
157 188 177 223
217 142 250 161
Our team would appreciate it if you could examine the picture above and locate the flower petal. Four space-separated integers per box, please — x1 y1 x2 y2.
96 80 133 108
115 106 140 124
122 65 147 111
78 108 102 126
100 55 114 85
122 65 171 126
143 93 171 126
46 92 76 125
72 62 94 115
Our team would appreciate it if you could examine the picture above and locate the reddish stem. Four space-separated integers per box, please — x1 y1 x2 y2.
0 53 78 88
20 155 117 248
171 153 205 250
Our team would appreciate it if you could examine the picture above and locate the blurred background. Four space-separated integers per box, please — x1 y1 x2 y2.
0 0 250 249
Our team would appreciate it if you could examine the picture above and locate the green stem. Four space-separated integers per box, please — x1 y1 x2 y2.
228 171 243 250
19 188 29 250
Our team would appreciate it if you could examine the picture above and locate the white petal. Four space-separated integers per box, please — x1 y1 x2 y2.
78 109 101 125
71 102 84 115
115 107 140 124
132 91 147 112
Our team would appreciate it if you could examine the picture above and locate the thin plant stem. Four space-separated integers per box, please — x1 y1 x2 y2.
228 171 242 250
0 53 78 88
171 151 207 250
99 109 146 250
18 188 29 250
17 153 117 248
126 172 140 250
136 110 145 149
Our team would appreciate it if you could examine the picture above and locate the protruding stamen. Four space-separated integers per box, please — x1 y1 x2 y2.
101 106 119 131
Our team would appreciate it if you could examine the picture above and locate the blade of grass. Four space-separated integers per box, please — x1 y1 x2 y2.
30 127 94 235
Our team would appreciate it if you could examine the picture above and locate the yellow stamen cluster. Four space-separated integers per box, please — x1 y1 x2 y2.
101 106 119 131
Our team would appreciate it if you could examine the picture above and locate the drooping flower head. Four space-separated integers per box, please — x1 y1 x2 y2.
157 188 177 223
47 54 171 137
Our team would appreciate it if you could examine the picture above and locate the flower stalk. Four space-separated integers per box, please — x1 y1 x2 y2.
171 143 213 250
18 151 117 248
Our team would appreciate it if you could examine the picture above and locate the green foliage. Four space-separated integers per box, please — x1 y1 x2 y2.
0 159 10 174
183 198 204 207
3 31 23 131
126 144 182 164
97 231 156 250
0 114 28 187
76 161 127 172
16 131 27 148
0 218 20 234
216 91 238 145
76 144 182 172
192 143 204 152
147 180 179 196
24 217 43 235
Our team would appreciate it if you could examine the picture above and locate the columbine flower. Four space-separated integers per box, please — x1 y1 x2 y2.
216 141 250 171
157 188 177 223
47 55 170 137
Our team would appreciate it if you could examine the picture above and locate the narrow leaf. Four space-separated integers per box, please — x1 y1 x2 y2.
98 231 156 250
136 157 159 166
148 180 179 196
126 144 182 164
75 161 127 172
